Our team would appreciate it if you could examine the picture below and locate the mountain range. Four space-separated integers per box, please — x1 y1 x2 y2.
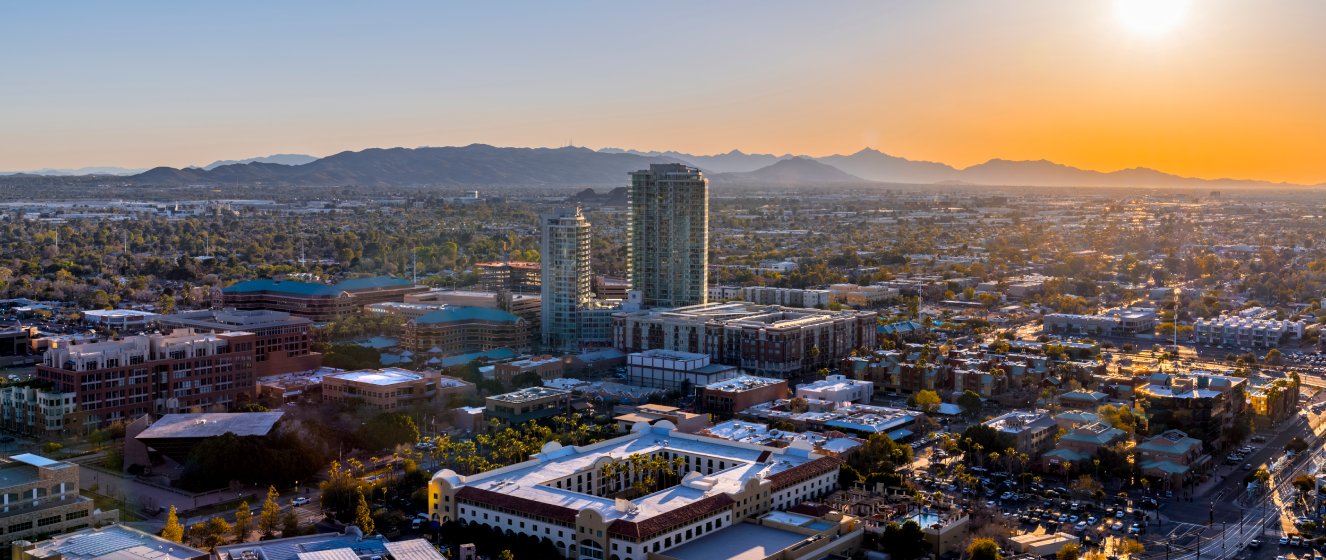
7 144 1315 188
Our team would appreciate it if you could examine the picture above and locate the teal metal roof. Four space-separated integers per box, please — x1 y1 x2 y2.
414 307 520 324
438 348 518 368
335 276 412 291
222 279 343 296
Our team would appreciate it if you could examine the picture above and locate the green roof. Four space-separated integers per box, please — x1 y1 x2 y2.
222 279 343 297
415 307 521 325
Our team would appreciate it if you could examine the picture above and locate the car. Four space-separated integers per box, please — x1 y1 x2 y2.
291 497 310 506
1087 516 1098 524
1290 537 1301 546
410 518 422 530
1280 537 1290 546
1111 521 1124 531
1070 515 1080 523
1115 510 1125 518
1245 463 1254 470
1250 539 1263 548
1058 514 1069 523
1076 521 1088 531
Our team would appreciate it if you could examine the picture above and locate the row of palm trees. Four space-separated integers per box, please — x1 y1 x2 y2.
597 453 688 499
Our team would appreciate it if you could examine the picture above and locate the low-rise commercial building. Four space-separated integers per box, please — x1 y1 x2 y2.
1044 307 1156 337
625 350 740 392
0 454 115 546
794 375 873 404
1042 422 1129 470
1136 429 1209 489
828 284 898 307
491 355 566 384
614 403 710 433
485 386 572 424
322 368 474 411
702 376 789 415
14 524 200 560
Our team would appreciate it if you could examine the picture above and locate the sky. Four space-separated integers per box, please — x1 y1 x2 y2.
3 1 1326 183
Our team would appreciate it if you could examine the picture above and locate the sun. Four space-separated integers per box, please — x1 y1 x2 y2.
1115 0 1190 36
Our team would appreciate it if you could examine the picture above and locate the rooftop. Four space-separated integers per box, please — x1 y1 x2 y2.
488 386 570 404
213 531 396 560
706 375 785 393
660 521 810 560
330 367 424 386
21 524 207 560
162 308 312 330
434 424 836 532
136 412 285 440
985 410 1056 434
414 307 521 325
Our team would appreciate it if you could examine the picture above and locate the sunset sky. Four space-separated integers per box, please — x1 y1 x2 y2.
4 1 1325 183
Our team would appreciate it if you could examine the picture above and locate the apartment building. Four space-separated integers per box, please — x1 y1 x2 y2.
1193 316 1305 348
322 368 475 411
628 164 709 308
1137 372 1246 445
542 207 595 351
613 302 877 377
984 410 1057 455
740 287 831 309
35 330 257 430
0 385 79 438
159 308 320 377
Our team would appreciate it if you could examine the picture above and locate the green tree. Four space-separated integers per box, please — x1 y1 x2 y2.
203 517 232 549
361 412 420 450
354 488 375 535
259 486 282 536
281 509 300 536
233 500 252 541
161 506 184 543
968 537 1001 560
498 551 515 560
957 390 982 417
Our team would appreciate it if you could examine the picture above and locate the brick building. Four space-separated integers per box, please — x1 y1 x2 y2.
159 309 320 377
36 330 257 431
217 276 427 321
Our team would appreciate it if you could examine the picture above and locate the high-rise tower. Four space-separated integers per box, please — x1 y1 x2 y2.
628 163 708 308
540 207 593 351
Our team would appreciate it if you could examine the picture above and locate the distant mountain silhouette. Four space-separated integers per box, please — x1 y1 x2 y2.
199 153 317 170
601 148 789 173
568 187 628 205
0 166 147 176
130 145 683 187
18 144 1314 188
711 157 866 185
817 148 959 184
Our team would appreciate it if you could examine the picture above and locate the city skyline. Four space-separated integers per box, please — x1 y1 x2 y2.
5 1 1326 184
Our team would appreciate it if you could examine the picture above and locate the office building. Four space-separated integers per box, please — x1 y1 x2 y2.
215 530 440 560
81 309 158 332
541 207 594 352
322 368 474 411
613 302 877 377
36 330 257 430
702 376 789 415
794 375 873 404
476 260 542 294
1137 372 1246 445
403 307 529 355
484 387 572 424
625 350 740 391
428 423 842 560
407 289 541 336
1193 316 1306 348
0 454 113 546
628 164 709 308
1136 429 1209 488
491 355 565 384
1043 308 1157 337
159 308 320 377
217 276 427 321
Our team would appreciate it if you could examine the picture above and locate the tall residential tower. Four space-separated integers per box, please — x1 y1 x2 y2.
540 207 593 351
628 163 709 308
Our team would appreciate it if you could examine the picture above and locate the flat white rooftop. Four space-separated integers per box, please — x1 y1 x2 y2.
661 521 809 560
331 367 423 386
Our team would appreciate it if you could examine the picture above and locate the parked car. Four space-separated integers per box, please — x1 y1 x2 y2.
291 497 310 506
